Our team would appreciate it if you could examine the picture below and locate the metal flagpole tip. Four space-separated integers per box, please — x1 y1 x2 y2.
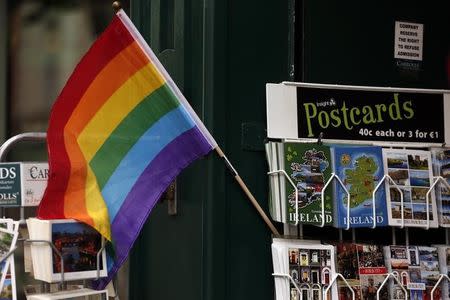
112 1 122 13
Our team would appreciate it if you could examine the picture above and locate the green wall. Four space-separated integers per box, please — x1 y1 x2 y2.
298 0 450 89
129 0 287 299
128 0 449 299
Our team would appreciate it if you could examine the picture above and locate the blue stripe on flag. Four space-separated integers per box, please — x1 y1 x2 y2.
101 106 196 220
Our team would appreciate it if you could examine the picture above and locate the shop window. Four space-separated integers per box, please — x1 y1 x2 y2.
4 1 130 297
8 1 129 135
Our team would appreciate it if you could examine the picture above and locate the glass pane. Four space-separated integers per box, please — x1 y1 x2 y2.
6 2 130 299
8 0 129 135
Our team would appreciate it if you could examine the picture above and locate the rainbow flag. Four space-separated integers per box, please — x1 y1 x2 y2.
37 10 216 288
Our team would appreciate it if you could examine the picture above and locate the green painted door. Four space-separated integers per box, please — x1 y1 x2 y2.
295 0 450 89
129 0 287 299
129 0 449 299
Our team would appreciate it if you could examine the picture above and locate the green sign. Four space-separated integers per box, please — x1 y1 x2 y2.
0 163 21 206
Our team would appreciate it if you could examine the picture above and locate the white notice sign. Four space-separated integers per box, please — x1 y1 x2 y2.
394 21 423 61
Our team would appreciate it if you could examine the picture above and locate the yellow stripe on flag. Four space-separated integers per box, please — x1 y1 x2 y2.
66 41 150 137
78 63 165 162
85 166 112 240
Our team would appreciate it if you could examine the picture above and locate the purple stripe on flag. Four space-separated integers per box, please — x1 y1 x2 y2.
93 126 213 289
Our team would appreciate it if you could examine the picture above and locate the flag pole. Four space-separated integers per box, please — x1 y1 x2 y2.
112 1 121 12
112 1 279 236
215 147 280 236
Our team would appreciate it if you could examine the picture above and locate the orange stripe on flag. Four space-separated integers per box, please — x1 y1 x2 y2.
62 41 149 233
69 41 149 136
63 138 95 227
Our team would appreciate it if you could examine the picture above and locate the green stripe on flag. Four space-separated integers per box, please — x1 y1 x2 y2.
89 84 180 189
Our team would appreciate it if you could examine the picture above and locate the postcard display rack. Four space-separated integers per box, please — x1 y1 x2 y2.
0 133 108 300
266 82 450 300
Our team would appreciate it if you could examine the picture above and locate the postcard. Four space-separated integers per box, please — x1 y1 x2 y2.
383 149 438 228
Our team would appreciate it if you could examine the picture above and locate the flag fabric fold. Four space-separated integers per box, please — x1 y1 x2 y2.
37 9 216 289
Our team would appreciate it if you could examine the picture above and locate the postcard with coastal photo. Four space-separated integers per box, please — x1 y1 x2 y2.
418 247 440 287
0 231 14 265
0 222 18 300
383 149 438 228
0 278 13 300
0 240 17 300
431 148 450 227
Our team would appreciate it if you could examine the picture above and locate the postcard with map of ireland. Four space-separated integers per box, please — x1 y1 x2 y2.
282 143 334 226
332 145 388 228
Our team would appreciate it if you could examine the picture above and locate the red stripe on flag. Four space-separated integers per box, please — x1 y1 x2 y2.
38 16 134 222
